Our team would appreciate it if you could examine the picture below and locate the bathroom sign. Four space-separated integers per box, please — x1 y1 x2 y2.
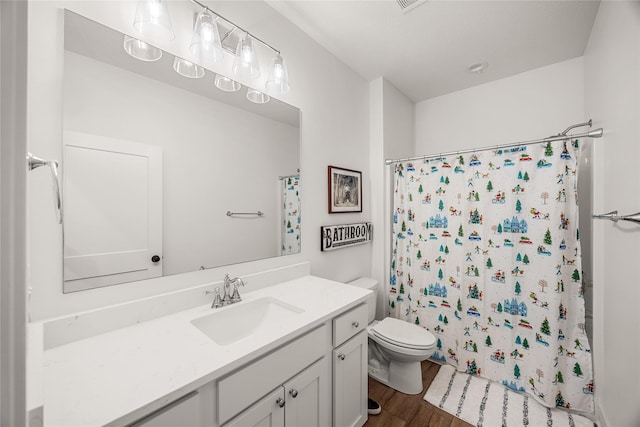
321 222 372 251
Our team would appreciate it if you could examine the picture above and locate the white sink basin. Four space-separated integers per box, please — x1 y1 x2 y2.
191 297 304 346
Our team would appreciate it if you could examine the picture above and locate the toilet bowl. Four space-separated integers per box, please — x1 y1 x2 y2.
348 278 436 395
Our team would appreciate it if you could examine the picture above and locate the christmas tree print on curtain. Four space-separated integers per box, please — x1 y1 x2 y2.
389 140 593 413
281 176 300 255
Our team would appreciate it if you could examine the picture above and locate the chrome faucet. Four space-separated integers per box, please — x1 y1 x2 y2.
206 274 246 309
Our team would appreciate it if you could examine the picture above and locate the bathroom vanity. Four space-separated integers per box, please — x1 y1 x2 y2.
39 275 370 427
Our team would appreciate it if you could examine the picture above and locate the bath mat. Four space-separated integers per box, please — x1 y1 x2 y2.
424 364 593 427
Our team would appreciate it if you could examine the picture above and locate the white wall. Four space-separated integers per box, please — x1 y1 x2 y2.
1 1 29 424
63 51 298 276
584 2 640 426
415 57 585 152
27 1 370 321
370 78 414 318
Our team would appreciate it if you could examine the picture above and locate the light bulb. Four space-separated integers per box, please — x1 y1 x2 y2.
190 11 222 65
242 45 253 64
232 33 260 80
201 22 214 42
273 63 284 79
266 53 289 94
133 0 174 40
149 0 161 20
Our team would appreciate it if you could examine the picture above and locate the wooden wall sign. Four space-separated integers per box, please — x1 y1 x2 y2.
321 223 372 251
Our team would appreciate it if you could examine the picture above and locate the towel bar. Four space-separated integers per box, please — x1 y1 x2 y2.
592 210 640 225
226 211 264 217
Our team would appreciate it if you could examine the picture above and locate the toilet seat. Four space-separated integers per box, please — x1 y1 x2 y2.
370 317 436 350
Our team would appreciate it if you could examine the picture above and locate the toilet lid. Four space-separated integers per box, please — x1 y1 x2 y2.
371 317 436 350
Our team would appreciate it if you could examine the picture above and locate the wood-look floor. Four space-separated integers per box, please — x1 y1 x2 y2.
364 360 474 427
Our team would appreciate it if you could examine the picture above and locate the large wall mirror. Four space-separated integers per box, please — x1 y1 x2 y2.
62 11 301 293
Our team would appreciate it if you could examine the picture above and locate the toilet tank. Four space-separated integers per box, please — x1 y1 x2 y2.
347 278 378 324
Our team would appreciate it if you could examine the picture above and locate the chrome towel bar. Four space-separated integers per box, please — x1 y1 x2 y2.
592 210 640 225
226 211 264 217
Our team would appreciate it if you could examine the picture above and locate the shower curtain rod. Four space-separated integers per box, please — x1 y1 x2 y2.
278 173 300 180
384 120 604 165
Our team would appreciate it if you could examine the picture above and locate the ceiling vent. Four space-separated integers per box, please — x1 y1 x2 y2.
396 0 427 13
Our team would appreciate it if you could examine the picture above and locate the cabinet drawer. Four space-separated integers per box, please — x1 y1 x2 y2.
333 304 368 347
129 392 200 427
218 324 328 425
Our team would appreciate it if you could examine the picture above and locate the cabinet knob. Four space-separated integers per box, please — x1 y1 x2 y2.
276 397 285 408
151 255 161 263
338 353 346 360
352 321 360 328
289 389 299 398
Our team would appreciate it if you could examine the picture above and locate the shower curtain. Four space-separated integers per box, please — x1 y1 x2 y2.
389 140 593 413
281 175 301 255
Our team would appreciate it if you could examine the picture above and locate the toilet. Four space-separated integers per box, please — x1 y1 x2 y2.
348 278 436 395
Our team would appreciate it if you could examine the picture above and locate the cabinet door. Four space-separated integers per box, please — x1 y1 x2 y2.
284 357 330 427
333 331 367 427
224 387 285 427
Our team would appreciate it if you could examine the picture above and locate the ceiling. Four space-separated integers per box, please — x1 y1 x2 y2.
267 0 600 102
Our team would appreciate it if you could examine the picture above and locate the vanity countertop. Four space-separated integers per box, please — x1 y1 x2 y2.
41 275 370 427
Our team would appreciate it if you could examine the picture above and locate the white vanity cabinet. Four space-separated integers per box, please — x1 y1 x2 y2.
332 304 368 427
224 357 329 427
218 325 330 427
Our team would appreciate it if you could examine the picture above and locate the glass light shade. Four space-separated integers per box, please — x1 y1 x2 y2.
232 33 260 80
173 57 205 79
123 35 162 61
246 88 270 104
214 74 242 92
265 53 290 94
133 0 174 40
189 11 223 65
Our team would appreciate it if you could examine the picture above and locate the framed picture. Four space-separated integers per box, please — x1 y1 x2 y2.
328 166 362 213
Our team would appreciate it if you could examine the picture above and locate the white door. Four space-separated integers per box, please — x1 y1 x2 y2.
63 130 162 292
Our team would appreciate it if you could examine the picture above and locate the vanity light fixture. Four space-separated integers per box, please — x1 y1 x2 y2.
173 57 205 79
128 0 291 94
133 0 175 41
123 35 163 61
232 32 260 80
189 10 223 66
265 53 290 94
214 74 242 92
190 0 289 92
246 88 270 104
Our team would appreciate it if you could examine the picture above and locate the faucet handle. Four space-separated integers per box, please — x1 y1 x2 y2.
230 278 245 303
206 287 224 308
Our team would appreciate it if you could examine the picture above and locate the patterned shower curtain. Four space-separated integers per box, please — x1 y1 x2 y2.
281 175 301 255
389 140 594 413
